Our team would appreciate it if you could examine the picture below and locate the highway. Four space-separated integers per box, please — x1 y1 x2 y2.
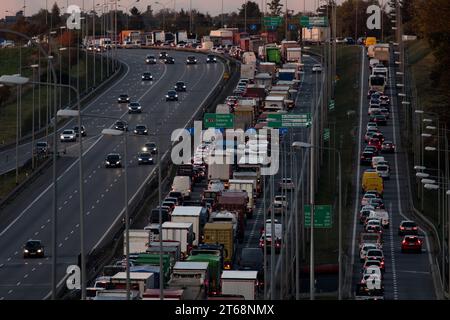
350 46 436 299
0 49 224 300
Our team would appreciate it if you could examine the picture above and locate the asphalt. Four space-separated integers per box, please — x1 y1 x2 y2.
0 49 224 300
350 46 436 299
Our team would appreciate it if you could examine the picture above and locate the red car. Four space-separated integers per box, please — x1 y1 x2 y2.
368 138 382 151
401 235 423 253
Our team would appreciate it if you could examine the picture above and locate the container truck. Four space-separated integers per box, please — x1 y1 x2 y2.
146 241 181 267
176 30 188 44
217 192 247 238
191 244 224 270
221 271 258 300
134 253 172 282
258 62 277 76
228 179 255 218
168 261 209 300
234 105 255 131
130 265 162 289
142 288 185 300
286 47 302 63
186 254 221 295
203 223 235 270
207 162 231 185
265 46 281 64
171 175 192 199
124 230 150 255
243 85 266 102
240 64 256 81
373 44 390 66
171 206 202 246
242 51 257 65
215 104 230 114
280 40 299 61
111 272 155 296
278 69 296 81
254 73 273 89
263 95 285 112
161 222 195 258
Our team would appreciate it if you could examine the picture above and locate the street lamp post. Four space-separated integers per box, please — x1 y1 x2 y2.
292 141 342 300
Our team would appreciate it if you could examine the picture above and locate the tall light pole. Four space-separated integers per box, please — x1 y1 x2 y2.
244 0 247 32
292 141 342 299
154 2 166 31
190 0 193 34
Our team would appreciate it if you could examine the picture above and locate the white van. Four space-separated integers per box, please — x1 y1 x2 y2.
369 209 389 228
171 176 191 199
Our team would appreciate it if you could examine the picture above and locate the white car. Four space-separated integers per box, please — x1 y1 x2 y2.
370 209 390 228
361 193 378 206
60 129 76 142
360 243 380 262
376 164 390 180
371 156 385 169
312 64 322 72
274 195 288 208
368 106 381 115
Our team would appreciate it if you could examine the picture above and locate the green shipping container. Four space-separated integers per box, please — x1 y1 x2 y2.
135 253 171 282
186 254 221 294
266 47 281 64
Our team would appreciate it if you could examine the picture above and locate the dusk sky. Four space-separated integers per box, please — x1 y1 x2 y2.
1 0 350 19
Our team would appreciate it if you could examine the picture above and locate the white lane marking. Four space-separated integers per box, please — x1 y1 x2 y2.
8 290 12 294
32 268 36 272
70 230 74 234
14 251 18 255
0 264 4 268
58 243 62 247
69 195 72 199
86 211 90 216
64 237 69 241
0 297 3 300
91 205 95 209
101 194 104 198
16 282 20 286
38 262 42 265
388 202 398 300
47 219 51 223
7 257 11 261
24 274 28 278
351 46 366 269
63 201 68 205
58 207 62 211
41 225 45 229
105 189 109 192
34 232 39 236
96 199 100 204
398 270 430 274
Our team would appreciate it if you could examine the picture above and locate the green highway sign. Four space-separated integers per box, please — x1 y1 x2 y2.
304 205 332 228
264 16 282 27
329 99 335 111
300 16 328 28
203 113 234 128
267 113 311 128
324 128 330 141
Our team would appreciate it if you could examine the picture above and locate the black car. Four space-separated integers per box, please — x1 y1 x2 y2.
134 124 148 135
168 191 183 204
73 125 86 137
137 152 154 165
35 141 49 155
166 90 178 101
186 56 197 64
360 151 374 165
114 120 128 131
344 37 355 44
117 94 130 103
145 55 156 64
141 72 153 81
105 153 122 168
23 239 44 258
399 220 418 236
174 81 186 92
206 54 217 63
237 248 264 288
159 52 168 59
372 114 387 126
364 146 379 155
142 142 157 154
128 102 142 114
367 89 378 99
164 57 175 64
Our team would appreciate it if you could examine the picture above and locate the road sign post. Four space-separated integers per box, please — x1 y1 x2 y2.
304 205 332 228
267 113 312 128
329 99 335 111
324 128 330 142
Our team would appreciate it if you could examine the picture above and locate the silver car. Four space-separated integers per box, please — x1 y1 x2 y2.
60 129 76 142
376 164 390 180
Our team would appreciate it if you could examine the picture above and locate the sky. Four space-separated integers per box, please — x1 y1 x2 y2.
0 0 347 19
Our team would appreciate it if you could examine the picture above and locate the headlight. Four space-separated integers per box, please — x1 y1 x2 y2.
183 86 186 88
106 161 110 165
142 76 145 79
134 130 138 133
137 106 141 109
142 147 148 151
60 135 64 139
175 95 178 97
24 249 29 253
138 158 142 161
37 249 42 253
166 95 169 97
144 129 148 133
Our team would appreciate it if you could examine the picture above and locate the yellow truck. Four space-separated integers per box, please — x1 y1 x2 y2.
365 37 377 47
203 223 235 270
362 170 384 195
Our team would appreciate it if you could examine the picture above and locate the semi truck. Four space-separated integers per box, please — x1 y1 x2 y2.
124 230 150 255
278 69 296 81
373 44 390 66
168 261 209 300
240 63 256 81
286 47 302 63
186 254 221 295
134 253 172 282
263 95 285 112
161 222 195 258
265 46 281 64
217 192 247 239
207 162 231 185
221 271 258 300
203 223 235 270
228 179 254 218
234 105 255 131
171 206 202 246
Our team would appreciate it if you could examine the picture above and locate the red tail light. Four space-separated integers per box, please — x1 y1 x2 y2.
400 226 405 230
224 262 231 270
413 227 418 230
402 240 406 244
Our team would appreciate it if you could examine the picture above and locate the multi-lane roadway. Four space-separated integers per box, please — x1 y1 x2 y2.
0 49 224 299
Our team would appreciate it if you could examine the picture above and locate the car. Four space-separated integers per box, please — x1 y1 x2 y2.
128 102 142 113
114 120 128 131
137 151 154 165
361 193 378 206
335 37 346 44
312 64 322 72
372 114 387 125
134 124 148 135
360 151 374 165
360 243 380 262
364 146 379 156
371 156 385 169
35 141 49 155
367 198 385 210
362 260 383 273
274 195 288 208
372 133 384 142
360 208 375 224
357 37 366 45
164 57 175 64
365 249 385 270
60 129 76 142
368 138 382 151
117 94 130 103
165 196 180 206
271 201 285 216
145 55 156 64
206 54 217 63
376 164 390 180
174 81 187 92
380 142 394 155
401 235 422 253
364 131 377 143
366 122 378 130
141 72 153 81
168 192 183 205
367 89 379 99
368 106 381 116
161 200 176 211
398 220 419 236
142 142 157 154
23 239 44 258
73 125 86 137
366 224 383 235
166 90 178 101
105 153 122 168
278 178 295 191
380 107 390 119
344 37 355 44
238 248 264 287
259 233 281 253
159 52 168 59
186 56 197 64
